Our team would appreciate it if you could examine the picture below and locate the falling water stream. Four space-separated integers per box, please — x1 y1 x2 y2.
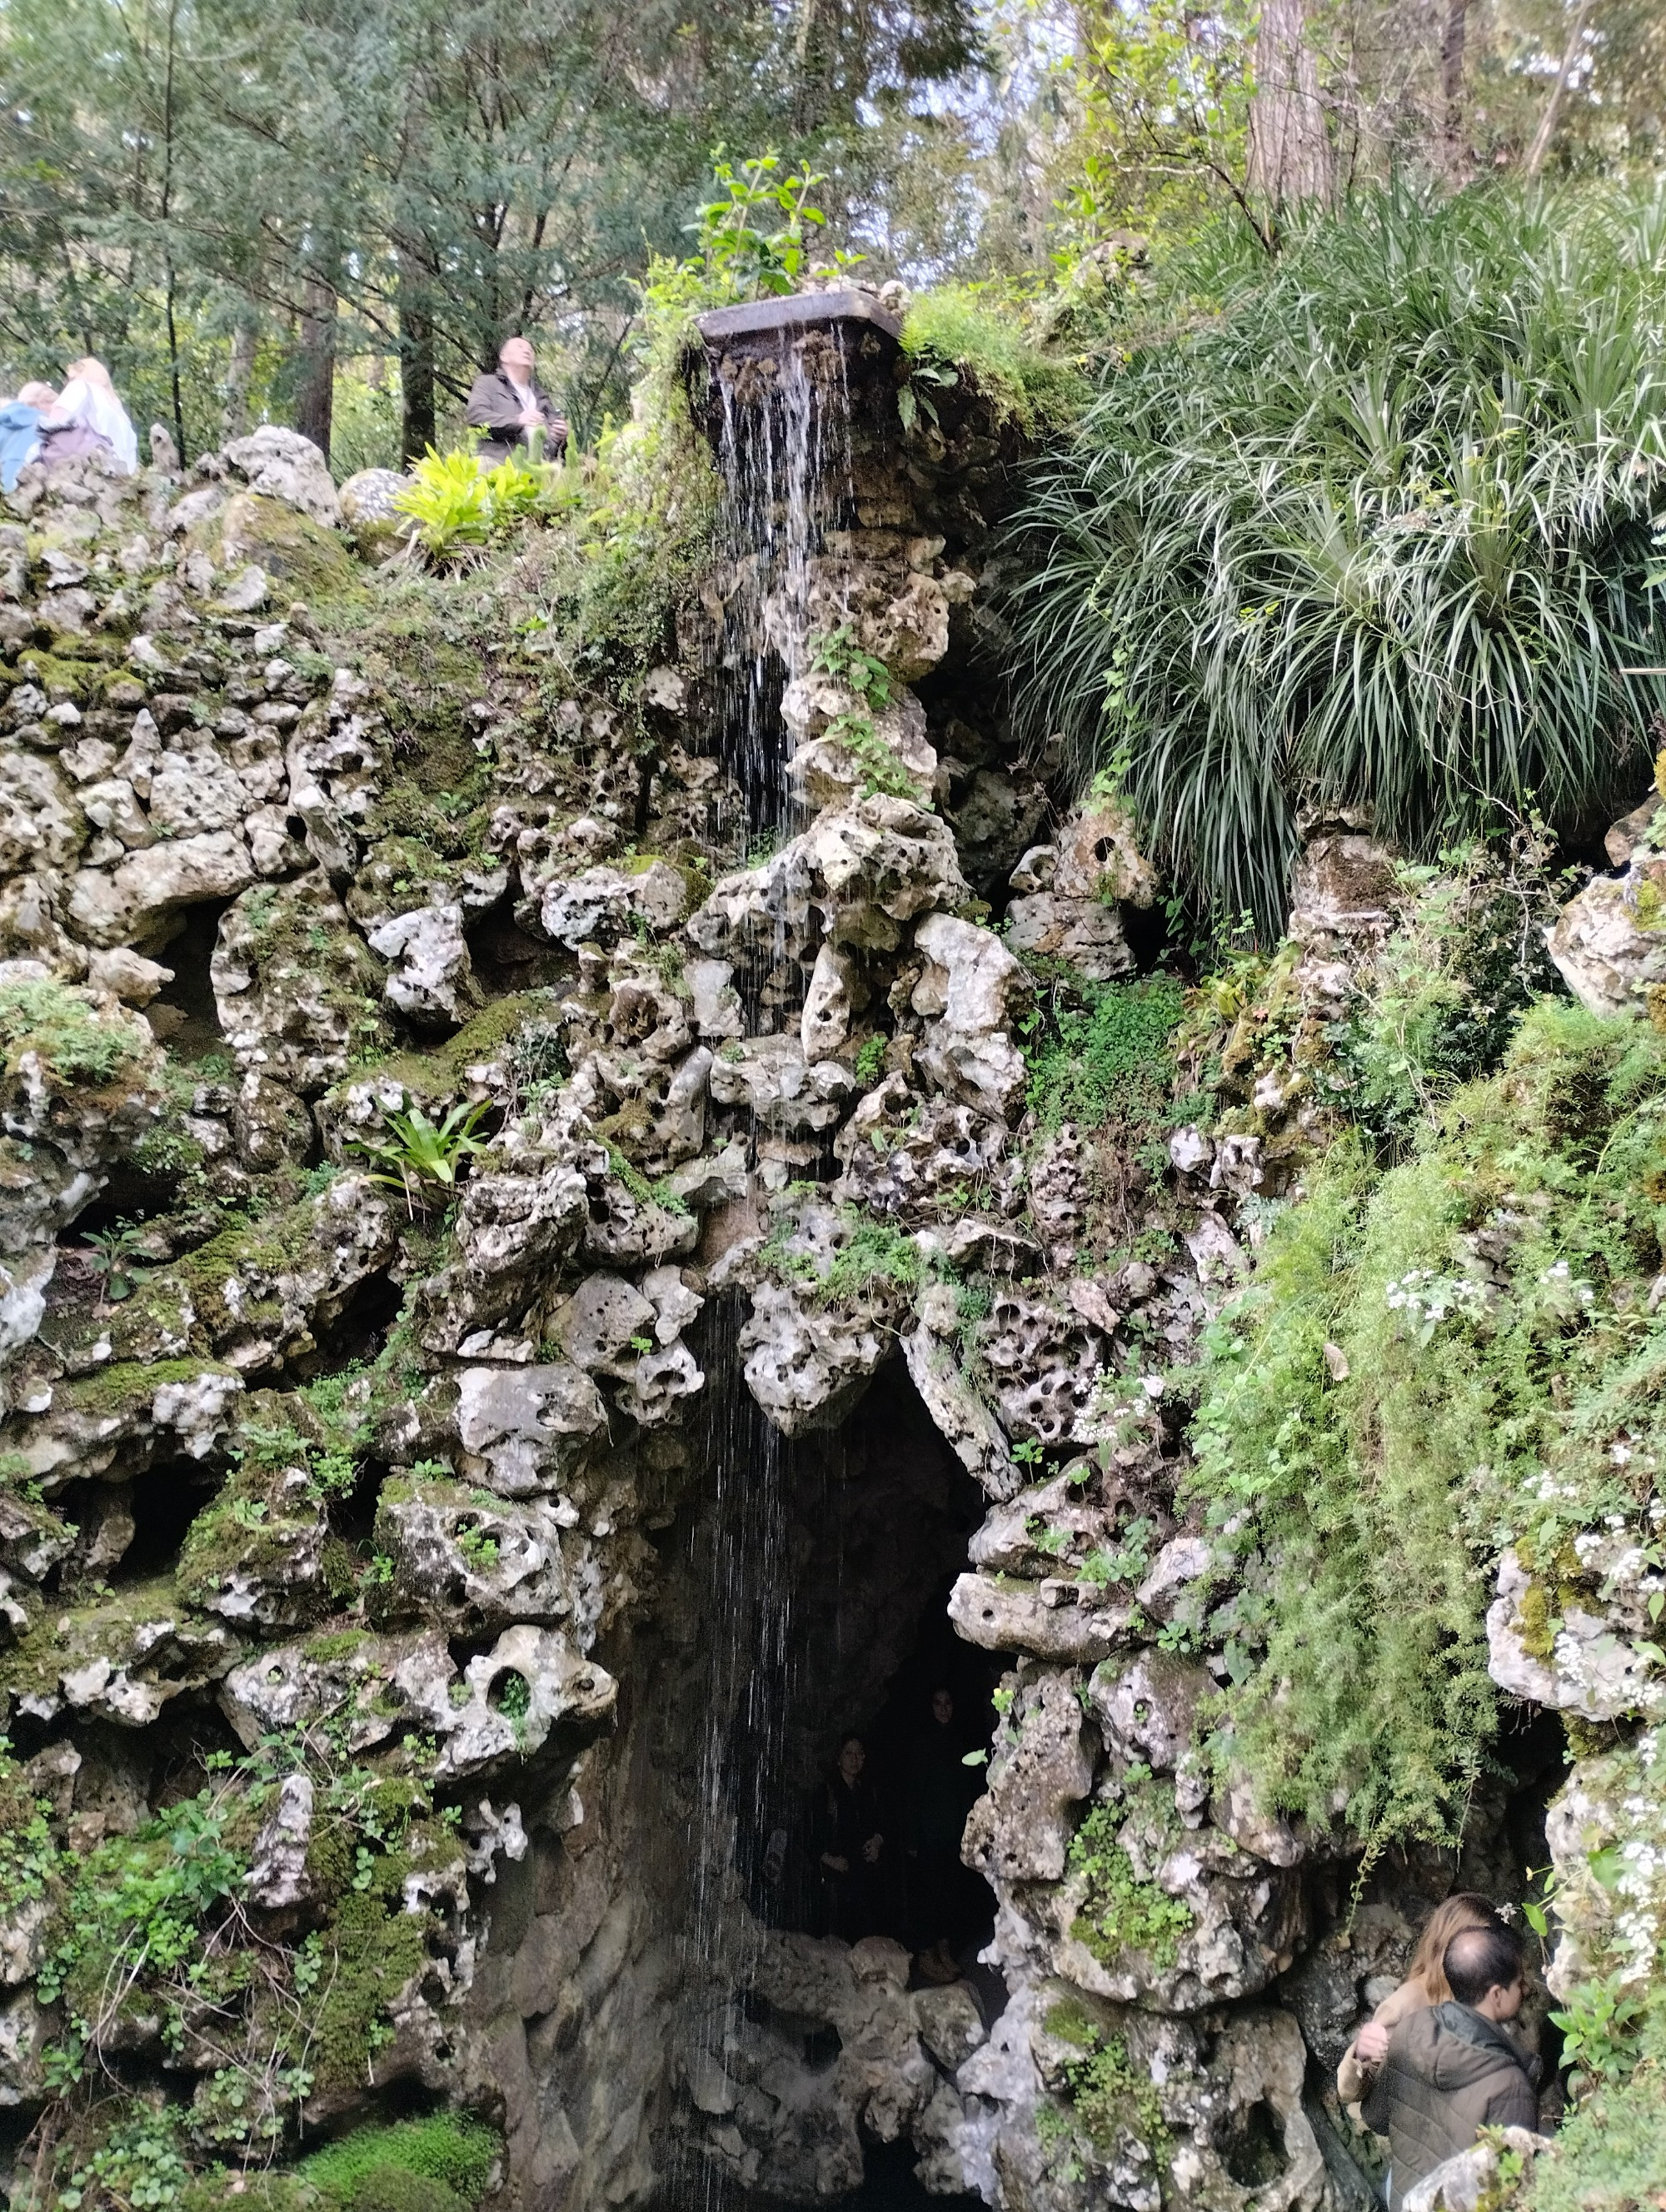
711 331 853 838
670 317 855 2210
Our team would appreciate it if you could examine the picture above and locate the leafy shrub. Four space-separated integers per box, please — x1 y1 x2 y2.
1025 974 1186 1131
1528 2016 1666 2212
687 149 860 301
1189 1001 1666 1854
1006 183 1666 929
395 449 583 565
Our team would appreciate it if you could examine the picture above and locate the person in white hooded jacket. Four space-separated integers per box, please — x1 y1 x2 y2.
40 356 138 474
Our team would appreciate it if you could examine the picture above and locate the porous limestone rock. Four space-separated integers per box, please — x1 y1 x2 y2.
222 428 342 528
1545 869 1666 1018
212 873 388 1091
910 910 1031 1122
367 900 483 1029
1486 1547 1666 1721
338 468 414 560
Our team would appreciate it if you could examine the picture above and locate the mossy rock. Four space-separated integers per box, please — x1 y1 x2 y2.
190 491 362 603
297 2115 500 2212
322 989 564 1121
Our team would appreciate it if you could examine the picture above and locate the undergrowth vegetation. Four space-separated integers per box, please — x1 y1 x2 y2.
1188 1000 1666 1853
1006 184 1666 930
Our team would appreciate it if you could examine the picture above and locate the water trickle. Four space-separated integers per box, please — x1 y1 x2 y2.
710 328 853 841
666 315 859 2210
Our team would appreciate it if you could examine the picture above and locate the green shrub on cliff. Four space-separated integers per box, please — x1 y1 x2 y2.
1190 1000 1666 1853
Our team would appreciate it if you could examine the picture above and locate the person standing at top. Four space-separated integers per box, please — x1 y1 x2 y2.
39 358 137 473
465 336 568 466
1361 1923 1539 2210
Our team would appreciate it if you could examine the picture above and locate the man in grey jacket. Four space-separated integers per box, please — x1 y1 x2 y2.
465 336 567 465
1362 1925 1539 2209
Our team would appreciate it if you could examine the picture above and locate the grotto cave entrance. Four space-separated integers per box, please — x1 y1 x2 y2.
651 1328 1002 2209
699 1353 1003 1969
143 894 233 1063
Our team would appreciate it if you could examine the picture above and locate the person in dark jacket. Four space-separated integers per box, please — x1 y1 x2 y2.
464 336 567 465
1361 1924 1539 2209
817 1734 885 1943
906 1687 980 1982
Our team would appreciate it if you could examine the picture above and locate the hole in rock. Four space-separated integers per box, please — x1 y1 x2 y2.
326 1454 389 1547
120 1459 218 1581
289 1268 403 1377
1221 2097 1286 2188
682 1352 1003 1967
466 910 574 998
144 896 233 1061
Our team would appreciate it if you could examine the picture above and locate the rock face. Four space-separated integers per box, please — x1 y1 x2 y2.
0 346 1609 2212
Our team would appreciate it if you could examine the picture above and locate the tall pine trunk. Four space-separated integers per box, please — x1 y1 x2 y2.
1440 0 1469 179
397 271 436 466
296 274 336 461
222 321 257 441
1247 0 1334 215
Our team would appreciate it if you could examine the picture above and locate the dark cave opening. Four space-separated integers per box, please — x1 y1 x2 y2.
143 896 233 1062
651 1332 1000 2208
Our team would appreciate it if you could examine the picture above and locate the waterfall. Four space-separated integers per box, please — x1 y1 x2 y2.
711 328 852 840
667 316 855 2209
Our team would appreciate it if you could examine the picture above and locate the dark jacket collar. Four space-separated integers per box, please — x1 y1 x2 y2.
1431 2001 1531 2076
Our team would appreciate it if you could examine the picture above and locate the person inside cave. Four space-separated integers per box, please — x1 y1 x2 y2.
905 1686 981 1984
1337 1892 1504 2117
817 1733 886 1942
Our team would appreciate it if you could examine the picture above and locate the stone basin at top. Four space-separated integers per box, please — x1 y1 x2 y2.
693 286 903 350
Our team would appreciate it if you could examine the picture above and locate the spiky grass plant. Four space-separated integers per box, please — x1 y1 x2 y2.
1005 185 1666 933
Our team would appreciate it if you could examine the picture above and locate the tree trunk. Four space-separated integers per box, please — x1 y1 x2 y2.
1440 0 1469 180
397 278 436 466
222 320 257 442
296 274 336 461
1525 0 1594 178
1246 0 1334 214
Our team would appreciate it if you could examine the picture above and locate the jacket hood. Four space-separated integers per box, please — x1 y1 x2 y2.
1398 2003 1527 2094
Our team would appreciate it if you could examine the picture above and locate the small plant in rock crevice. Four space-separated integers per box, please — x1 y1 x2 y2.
347 1095 492 1213
1066 1793 1194 1970
82 1222 153 1309
808 625 927 805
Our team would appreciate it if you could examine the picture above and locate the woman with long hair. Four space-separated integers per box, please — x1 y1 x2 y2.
1338 1892 1499 2110
39 356 138 474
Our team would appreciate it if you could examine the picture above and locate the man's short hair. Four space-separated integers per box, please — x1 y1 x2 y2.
1444 1923 1523 2005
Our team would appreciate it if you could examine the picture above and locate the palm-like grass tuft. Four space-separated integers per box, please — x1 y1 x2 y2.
1005 185 1666 933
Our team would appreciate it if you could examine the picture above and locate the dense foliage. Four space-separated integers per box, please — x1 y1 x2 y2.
1188 995 1666 1850
1006 185 1666 930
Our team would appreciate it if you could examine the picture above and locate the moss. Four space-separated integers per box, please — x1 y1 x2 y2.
57 1357 237 1420
309 1857 434 2093
195 491 362 601
0 979 150 1096
297 2115 501 2210
15 646 93 705
330 989 563 1110
900 286 1087 436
